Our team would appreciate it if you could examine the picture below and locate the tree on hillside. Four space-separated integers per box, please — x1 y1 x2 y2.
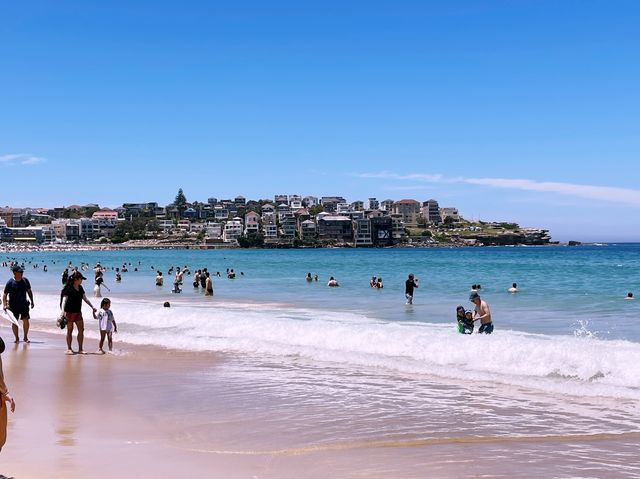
175 188 187 217
238 232 265 248
245 200 262 214
308 205 324 216
84 206 100 218
175 188 187 206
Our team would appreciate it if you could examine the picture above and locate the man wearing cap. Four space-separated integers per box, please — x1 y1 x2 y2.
3 265 35 343
469 291 493 334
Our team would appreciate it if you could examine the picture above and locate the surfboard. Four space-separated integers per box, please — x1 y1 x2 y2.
0 309 19 327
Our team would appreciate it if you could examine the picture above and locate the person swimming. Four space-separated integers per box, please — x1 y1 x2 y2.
456 306 474 334
327 277 339 287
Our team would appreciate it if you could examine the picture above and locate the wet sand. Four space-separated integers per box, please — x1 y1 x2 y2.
1 329 639 479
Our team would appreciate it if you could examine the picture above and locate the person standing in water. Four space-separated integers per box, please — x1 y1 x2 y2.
173 267 183 293
93 272 110 298
405 273 419 304
204 272 213 296
470 292 493 334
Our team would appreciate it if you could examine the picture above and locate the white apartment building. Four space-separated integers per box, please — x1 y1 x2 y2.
264 221 278 243
354 218 373 247
205 222 222 239
391 214 406 240
336 203 351 215
214 206 229 221
223 220 243 243
300 220 316 240
261 204 275 221
177 220 191 232
439 207 460 222
277 204 292 221
288 194 302 205
303 196 318 207
158 220 174 232
381 199 394 211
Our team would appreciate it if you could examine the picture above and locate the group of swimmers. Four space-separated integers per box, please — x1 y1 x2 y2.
155 265 243 295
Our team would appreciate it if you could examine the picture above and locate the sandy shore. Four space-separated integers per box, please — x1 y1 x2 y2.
0 331 224 478
1 328 639 479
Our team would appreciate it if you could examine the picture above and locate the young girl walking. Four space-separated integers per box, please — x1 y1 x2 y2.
94 298 118 354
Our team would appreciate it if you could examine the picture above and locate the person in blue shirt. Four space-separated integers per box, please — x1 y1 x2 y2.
3 265 35 343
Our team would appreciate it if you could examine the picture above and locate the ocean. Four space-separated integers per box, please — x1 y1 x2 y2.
4 244 640 476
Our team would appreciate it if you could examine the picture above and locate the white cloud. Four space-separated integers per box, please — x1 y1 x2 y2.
356 171 640 207
464 177 640 206
357 171 446 182
0 153 47 166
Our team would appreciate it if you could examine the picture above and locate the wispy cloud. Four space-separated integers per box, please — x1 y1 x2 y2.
356 171 640 207
0 153 47 166
357 171 447 182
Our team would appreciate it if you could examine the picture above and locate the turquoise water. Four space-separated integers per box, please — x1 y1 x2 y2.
5 244 640 401
12 243 640 340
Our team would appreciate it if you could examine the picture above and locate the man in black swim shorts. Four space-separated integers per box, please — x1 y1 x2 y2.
3 265 35 343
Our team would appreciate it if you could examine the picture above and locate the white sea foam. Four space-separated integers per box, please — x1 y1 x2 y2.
32 293 640 401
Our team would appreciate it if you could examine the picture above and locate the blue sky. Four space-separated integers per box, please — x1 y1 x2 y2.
1 1 639 241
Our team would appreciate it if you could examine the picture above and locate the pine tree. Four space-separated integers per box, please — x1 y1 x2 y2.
175 188 187 218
